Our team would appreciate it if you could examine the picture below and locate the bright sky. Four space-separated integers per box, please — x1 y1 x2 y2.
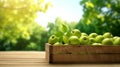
35 0 83 28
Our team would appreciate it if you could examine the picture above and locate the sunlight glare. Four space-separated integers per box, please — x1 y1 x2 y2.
35 0 82 28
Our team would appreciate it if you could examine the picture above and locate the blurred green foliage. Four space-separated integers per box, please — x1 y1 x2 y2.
0 0 51 51
47 17 77 43
47 17 77 36
0 0 120 51
76 0 120 36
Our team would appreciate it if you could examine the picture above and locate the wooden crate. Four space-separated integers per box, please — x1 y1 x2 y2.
45 43 120 63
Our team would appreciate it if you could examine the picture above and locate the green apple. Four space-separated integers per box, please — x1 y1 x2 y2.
95 35 104 43
53 42 62 46
68 36 80 45
48 35 59 45
92 43 102 46
71 29 81 38
103 32 113 38
81 33 88 36
89 38 95 44
88 33 98 38
79 36 89 45
112 36 119 41
63 33 69 44
64 43 69 45
102 38 113 45
113 37 120 45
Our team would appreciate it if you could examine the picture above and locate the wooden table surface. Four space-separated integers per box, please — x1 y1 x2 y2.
0 51 120 67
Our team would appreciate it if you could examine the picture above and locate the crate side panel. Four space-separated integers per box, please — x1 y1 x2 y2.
50 54 120 63
51 46 120 54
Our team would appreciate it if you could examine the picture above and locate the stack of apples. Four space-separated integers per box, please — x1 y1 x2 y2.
48 29 120 46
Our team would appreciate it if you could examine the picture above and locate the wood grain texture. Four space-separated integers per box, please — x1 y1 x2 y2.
0 51 120 67
46 43 120 54
46 43 120 63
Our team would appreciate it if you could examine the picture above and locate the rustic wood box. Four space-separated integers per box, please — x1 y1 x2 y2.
45 43 120 63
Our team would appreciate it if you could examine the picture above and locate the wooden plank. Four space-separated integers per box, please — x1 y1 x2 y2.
45 44 50 63
50 54 120 63
46 43 120 54
0 58 47 63
0 51 45 58
1 63 120 67
1 51 120 67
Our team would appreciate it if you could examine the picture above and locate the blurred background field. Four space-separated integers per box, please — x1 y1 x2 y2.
0 0 120 51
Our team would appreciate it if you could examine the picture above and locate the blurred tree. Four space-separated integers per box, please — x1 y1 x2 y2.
0 0 51 50
77 0 120 36
11 23 47 51
76 19 96 35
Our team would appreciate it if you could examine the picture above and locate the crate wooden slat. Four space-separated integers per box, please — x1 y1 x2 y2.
46 43 120 63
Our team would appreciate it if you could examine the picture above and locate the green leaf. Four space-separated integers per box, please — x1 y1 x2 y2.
55 31 63 37
60 24 68 33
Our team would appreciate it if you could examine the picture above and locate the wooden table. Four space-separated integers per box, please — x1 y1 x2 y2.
0 51 120 67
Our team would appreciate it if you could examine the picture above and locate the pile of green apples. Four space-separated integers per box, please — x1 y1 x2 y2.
48 29 120 46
